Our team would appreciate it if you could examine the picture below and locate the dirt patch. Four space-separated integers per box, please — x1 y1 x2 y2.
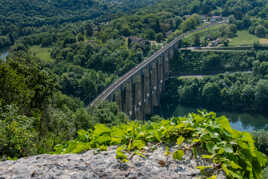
259 38 268 44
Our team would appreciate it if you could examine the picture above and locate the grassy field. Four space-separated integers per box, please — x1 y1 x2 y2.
177 75 211 80
184 23 226 40
185 27 268 47
30 45 54 64
229 30 260 46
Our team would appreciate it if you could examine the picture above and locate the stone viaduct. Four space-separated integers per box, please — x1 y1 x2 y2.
90 22 223 120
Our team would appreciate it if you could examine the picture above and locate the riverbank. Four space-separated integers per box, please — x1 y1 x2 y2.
170 104 268 132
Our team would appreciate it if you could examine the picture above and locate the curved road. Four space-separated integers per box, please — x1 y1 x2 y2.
90 22 225 106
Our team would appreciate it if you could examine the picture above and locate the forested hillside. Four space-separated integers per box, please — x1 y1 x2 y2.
162 50 268 114
0 0 159 48
0 0 268 177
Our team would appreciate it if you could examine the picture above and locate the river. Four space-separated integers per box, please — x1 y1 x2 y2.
171 104 268 132
0 49 9 60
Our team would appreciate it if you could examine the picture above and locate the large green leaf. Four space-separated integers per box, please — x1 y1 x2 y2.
176 136 184 145
132 140 145 150
173 150 184 161
93 124 111 136
223 143 233 153
77 129 90 142
206 141 216 154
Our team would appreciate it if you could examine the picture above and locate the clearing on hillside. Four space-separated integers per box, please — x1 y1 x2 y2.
229 30 259 46
30 46 54 64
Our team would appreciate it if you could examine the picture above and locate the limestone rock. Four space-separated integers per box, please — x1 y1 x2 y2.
0 146 225 179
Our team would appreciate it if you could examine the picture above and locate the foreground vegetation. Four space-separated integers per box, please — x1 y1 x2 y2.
252 130 268 179
0 57 128 160
55 111 267 179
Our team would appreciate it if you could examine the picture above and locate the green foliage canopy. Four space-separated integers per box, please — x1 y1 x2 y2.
55 111 267 179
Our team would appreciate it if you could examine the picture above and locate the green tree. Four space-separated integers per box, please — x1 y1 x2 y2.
145 29 156 40
77 33 84 41
177 80 200 105
259 62 268 77
223 39 229 46
193 34 200 46
85 23 94 37
257 51 268 62
89 102 128 126
0 103 39 159
255 79 268 112
73 108 94 130
226 24 237 38
180 14 201 32
241 85 255 109
202 82 221 106
255 25 266 37
156 33 163 42
0 63 31 109
201 54 222 73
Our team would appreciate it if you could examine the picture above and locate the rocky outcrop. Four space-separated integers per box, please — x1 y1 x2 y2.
0 146 225 179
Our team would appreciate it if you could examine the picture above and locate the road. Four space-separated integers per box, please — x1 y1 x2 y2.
180 46 253 52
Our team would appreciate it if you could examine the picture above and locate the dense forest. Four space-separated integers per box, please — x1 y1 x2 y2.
162 50 268 114
1 0 268 177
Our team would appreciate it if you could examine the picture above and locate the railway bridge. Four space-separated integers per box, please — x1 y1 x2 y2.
90 22 224 120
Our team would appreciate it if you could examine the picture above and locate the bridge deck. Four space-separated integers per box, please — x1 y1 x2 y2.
90 22 223 106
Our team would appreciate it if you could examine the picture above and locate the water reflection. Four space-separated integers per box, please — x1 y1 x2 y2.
0 50 8 60
172 104 268 132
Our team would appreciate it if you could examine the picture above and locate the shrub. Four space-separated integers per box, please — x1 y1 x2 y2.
0 104 39 160
252 130 268 156
55 111 267 178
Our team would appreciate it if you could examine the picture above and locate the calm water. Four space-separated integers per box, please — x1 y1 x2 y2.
172 104 268 132
0 49 8 60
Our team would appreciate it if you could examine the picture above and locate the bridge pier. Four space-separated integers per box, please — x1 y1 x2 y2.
158 56 163 93
135 72 145 121
164 51 169 79
152 61 159 108
103 46 177 120
144 65 152 116
169 47 174 60
121 86 126 113
115 89 122 111
141 71 145 121
91 38 185 121
149 64 153 115
107 94 113 102
174 41 179 49
125 80 134 119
